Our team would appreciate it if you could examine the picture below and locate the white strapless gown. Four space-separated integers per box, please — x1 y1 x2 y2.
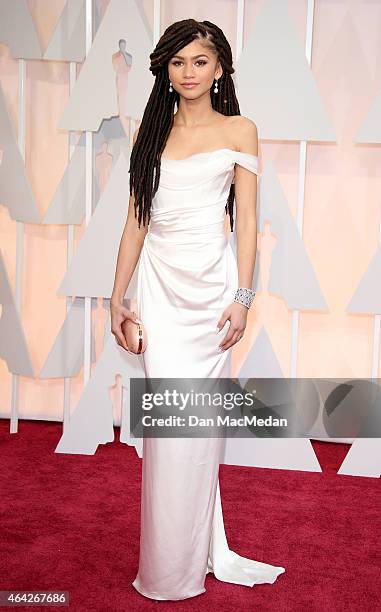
132 148 285 600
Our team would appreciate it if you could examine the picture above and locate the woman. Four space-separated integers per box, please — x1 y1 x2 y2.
111 19 285 601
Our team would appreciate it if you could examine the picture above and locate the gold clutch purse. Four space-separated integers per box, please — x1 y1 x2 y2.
121 297 148 354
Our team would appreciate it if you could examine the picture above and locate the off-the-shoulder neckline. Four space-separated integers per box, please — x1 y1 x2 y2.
161 147 258 162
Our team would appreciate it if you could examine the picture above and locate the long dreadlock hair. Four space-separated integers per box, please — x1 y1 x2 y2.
129 19 241 232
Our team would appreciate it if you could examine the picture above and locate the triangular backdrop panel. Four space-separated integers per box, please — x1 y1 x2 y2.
355 88 381 144
238 326 285 381
229 161 328 310
346 245 381 314
95 116 129 141
0 0 42 59
55 325 145 455
338 439 381 478
42 144 100 225
0 250 34 377
59 0 153 131
236 0 335 142
43 0 86 62
0 85 40 223
223 438 322 472
78 114 130 148
320 12 370 144
222 326 322 472
57 151 139 299
239 337 334 440
39 297 97 378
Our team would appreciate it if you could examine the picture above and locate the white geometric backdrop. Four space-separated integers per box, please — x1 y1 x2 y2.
0 0 380 478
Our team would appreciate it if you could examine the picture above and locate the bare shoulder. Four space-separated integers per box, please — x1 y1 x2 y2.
229 115 258 155
231 115 257 134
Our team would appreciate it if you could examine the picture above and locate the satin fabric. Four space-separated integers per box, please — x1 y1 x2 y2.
132 148 285 600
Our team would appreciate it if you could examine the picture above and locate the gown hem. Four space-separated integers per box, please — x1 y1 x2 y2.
132 578 206 601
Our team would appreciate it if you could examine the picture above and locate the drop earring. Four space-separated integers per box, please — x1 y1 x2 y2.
169 80 173 92
214 79 219 93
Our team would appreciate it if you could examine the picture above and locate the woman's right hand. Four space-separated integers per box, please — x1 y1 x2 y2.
110 300 142 353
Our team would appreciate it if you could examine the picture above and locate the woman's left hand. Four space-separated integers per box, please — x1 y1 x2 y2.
217 302 248 351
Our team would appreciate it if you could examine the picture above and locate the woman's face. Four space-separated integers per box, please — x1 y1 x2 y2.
167 39 222 99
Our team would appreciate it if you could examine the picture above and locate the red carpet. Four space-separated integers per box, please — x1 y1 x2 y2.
0 419 379 611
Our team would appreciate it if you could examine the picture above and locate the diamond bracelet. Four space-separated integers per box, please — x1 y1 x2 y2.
234 287 256 309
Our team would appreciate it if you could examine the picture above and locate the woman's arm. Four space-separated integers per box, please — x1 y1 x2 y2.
217 117 258 351
234 117 258 290
110 126 148 350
